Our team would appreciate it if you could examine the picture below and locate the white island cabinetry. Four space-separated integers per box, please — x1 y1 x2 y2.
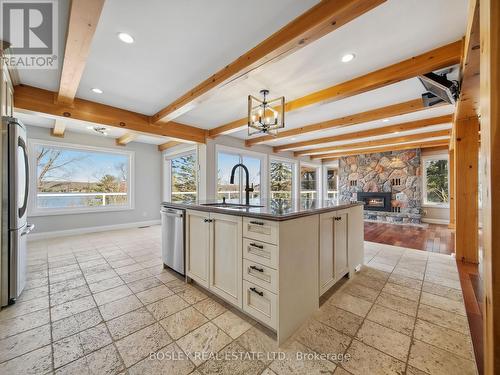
184 204 363 344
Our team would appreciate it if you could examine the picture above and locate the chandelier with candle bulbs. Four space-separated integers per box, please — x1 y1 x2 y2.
248 89 285 136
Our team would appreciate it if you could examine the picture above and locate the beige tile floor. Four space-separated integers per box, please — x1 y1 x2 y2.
0 226 478 375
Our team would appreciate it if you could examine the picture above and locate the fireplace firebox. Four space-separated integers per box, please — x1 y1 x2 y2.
357 192 392 212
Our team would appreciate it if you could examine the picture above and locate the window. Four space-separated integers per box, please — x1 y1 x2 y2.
216 149 262 204
300 164 319 201
325 166 338 200
423 155 449 206
169 152 197 203
270 160 294 200
30 140 133 215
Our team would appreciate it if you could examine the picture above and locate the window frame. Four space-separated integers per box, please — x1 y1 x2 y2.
163 145 199 203
269 155 298 201
422 153 450 208
299 161 321 202
28 139 135 216
322 162 339 201
215 144 267 204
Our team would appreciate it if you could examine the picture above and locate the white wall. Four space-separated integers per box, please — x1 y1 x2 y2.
26 125 162 235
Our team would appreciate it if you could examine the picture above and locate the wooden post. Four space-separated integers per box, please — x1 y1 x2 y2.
448 148 456 230
480 0 499 373
454 116 479 263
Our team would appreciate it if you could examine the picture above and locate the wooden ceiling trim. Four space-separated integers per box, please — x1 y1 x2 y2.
320 139 449 162
308 129 450 159
454 0 480 121
14 85 207 143
276 114 452 153
50 119 66 137
209 40 462 137
294 115 452 156
158 141 182 152
246 99 445 147
116 132 138 146
57 0 105 105
152 0 386 123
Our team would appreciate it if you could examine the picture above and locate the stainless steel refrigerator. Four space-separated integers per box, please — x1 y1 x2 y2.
1 116 34 306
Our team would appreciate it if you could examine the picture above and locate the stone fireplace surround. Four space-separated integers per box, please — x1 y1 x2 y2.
338 149 422 224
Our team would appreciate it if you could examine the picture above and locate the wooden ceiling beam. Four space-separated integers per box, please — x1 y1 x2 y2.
152 0 386 123
57 0 105 105
309 129 450 159
116 132 138 146
247 99 444 147
454 0 480 121
320 139 449 162
277 114 452 153
209 40 462 137
158 141 182 152
14 85 207 143
51 119 66 137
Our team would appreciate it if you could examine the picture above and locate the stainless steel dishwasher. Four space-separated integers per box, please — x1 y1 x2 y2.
160 206 185 275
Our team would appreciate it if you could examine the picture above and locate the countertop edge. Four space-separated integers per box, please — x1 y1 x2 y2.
161 201 364 221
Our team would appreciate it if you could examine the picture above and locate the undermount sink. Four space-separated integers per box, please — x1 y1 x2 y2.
201 202 264 209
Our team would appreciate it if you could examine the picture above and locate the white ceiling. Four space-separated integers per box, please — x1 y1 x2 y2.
177 0 467 129
14 0 467 148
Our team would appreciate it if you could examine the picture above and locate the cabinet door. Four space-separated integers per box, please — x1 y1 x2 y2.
210 212 242 307
319 212 335 295
319 211 349 296
334 213 349 279
186 210 210 287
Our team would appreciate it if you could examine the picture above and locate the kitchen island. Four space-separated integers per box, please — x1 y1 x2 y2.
162 199 364 344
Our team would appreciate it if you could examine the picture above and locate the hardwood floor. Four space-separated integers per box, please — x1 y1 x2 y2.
364 221 484 374
364 222 455 254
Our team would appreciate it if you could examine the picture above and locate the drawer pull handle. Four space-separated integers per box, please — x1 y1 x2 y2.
250 243 263 249
250 287 264 296
250 265 264 273
249 221 264 226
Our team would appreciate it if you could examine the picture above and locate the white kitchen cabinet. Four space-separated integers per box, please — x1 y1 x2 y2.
183 204 363 344
210 212 242 307
319 209 349 296
0 60 14 117
186 210 210 287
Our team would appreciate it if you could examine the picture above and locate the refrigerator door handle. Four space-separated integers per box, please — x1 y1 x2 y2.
21 224 35 236
18 136 29 219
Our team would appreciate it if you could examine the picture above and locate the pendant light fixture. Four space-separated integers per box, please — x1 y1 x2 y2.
248 89 285 136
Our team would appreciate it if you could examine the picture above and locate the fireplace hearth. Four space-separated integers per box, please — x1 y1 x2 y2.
357 192 392 212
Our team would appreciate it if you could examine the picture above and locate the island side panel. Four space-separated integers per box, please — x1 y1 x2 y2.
277 214 319 344
348 205 364 275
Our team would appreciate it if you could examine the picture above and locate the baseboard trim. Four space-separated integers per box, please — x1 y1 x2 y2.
421 218 450 225
28 220 161 241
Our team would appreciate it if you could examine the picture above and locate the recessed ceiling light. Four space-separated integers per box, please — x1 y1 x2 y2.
341 53 355 63
117 32 134 44
91 88 103 94
382 118 390 122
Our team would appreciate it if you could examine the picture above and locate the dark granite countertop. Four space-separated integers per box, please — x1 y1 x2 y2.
161 199 363 221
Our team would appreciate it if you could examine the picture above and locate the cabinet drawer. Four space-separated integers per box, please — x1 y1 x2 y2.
242 280 277 329
243 217 278 244
243 259 278 293
243 238 278 269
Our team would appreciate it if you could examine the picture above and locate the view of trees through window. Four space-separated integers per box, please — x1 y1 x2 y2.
35 144 130 210
424 158 449 204
300 166 317 201
170 154 197 202
326 167 338 199
270 160 293 199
